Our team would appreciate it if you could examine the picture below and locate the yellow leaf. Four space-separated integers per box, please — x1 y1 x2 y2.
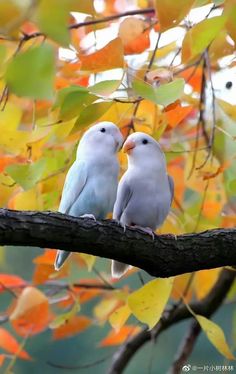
128 278 173 329
79 253 96 272
196 315 235 360
94 298 121 323
217 98 236 121
152 42 177 60
0 102 29 153
109 304 131 331
8 188 43 210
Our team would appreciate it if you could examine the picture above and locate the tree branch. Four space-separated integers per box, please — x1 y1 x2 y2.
169 320 201 374
0 209 236 278
108 268 235 373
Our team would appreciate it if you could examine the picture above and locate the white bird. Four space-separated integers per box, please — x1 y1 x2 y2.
112 132 174 278
54 121 123 270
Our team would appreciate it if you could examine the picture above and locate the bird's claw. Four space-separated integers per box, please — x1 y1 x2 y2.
115 220 126 232
165 233 178 240
80 214 96 221
132 225 155 240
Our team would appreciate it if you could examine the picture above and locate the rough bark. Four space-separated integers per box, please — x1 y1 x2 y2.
0 208 236 278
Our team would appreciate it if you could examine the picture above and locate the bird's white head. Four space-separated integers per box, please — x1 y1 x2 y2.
77 121 123 160
123 132 165 170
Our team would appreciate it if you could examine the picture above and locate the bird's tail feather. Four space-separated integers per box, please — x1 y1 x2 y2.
111 260 130 279
54 250 71 271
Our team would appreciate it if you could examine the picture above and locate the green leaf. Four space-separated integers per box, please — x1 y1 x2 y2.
73 101 113 131
128 278 173 329
53 85 88 109
89 80 121 97
132 78 185 107
60 92 97 121
6 159 46 190
182 16 226 63
5 44 55 99
37 0 70 46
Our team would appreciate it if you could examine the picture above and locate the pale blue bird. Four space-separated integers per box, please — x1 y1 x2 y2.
112 132 174 278
54 121 123 270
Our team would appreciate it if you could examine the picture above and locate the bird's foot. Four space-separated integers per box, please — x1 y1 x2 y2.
165 233 178 240
80 214 96 221
114 220 127 233
131 225 155 240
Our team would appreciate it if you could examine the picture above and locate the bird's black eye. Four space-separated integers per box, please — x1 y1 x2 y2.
226 81 233 89
100 128 106 133
142 139 148 144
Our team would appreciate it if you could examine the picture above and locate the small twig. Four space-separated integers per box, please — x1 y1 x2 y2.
113 97 143 104
194 179 209 232
188 54 208 179
138 272 145 286
196 50 216 170
69 8 155 30
129 32 161 136
11 8 155 44
164 146 209 154
168 320 201 374
47 354 111 370
93 267 115 289
46 280 114 291
0 281 18 298
145 32 162 76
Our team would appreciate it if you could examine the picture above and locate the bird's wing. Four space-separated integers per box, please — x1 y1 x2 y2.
113 178 132 221
168 175 174 204
59 160 88 214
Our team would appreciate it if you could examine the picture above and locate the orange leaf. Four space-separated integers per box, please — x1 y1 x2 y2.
201 161 231 181
99 325 141 347
0 154 28 172
165 104 194 128
167 160 185 205
172 274 193 302
194 269 221 300
33 264 55 285
0 328 31 360
179 66 202 92
155 0 195 31
119 18 150 55
0 274 27 292
21 21 39 34
80 38 124 73
33 249 69 284
53 315 91 340
33 249 56 265
61 61 82 77
124 29 150 55
202 200 222 220
10 286 53 337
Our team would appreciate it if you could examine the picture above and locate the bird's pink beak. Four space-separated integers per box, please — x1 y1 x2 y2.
123 139 136 154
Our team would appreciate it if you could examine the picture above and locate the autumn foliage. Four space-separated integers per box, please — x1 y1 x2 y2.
0 0 236 372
